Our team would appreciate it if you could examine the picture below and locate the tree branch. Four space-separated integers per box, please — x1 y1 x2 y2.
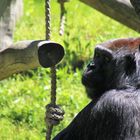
80 0 140 32
0 40 64 80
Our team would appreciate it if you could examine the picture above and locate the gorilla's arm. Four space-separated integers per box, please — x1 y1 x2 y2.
53 89 140 140
53 101 94 140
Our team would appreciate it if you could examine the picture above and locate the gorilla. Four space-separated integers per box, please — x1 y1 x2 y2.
48 38 140 140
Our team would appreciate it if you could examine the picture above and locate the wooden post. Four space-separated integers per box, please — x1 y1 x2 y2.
80 0 140 33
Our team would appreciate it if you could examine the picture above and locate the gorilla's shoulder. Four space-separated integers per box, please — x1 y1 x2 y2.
92 89 140 117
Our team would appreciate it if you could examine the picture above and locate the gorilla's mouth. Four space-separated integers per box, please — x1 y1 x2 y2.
82 76 94 88
82 75 105 90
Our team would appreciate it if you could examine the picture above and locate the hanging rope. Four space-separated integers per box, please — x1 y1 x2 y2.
45 0 70 139
58 0 70 36
45 0 51 40
58 0 66 36
45 0 57 140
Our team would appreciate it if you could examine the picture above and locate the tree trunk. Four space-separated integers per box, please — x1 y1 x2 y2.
80 0 140 33
0 0 11 17
0 0 23 50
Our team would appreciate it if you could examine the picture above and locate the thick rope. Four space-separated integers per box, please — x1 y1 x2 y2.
45 0 51 40
46 66 56 140
59 1 66 36
45 0 57 140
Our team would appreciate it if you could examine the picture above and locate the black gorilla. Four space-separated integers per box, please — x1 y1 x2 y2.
53 38 140 140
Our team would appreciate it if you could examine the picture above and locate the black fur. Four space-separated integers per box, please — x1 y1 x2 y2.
53 45 140 140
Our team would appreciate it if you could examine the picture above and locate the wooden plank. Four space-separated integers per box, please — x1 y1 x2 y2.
80 0 140 32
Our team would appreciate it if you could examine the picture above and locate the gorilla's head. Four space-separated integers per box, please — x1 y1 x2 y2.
82 38 140 99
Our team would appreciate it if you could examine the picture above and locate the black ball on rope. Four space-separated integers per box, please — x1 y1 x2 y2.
38 41 65 68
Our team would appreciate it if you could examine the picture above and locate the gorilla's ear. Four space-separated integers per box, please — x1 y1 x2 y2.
125 55 136 75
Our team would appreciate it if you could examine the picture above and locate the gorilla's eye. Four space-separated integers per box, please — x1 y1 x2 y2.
104 56 110 62
87 61 95 69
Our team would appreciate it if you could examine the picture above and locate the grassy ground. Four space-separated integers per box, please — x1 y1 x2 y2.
0 0 139 139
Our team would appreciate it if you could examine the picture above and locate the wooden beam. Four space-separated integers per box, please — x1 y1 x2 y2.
0 40 64 80
80 0 140 33
130 0 140 18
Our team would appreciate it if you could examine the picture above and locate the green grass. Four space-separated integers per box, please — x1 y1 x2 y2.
0 0 139 139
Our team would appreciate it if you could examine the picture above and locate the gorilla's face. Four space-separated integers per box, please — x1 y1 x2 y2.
82 46 137 99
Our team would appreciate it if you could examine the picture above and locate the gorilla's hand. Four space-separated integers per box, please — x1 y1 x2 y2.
45 104 65 126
